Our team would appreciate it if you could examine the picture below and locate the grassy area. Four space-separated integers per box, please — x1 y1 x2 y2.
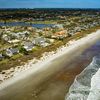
0 59 9 65
0 26 100 71
10 54 22 60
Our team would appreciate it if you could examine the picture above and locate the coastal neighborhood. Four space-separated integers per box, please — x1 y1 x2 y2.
0 0 100 99
0 9 100 84
0 10 100 63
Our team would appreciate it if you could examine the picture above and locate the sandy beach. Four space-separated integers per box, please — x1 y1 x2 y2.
0 30 100 100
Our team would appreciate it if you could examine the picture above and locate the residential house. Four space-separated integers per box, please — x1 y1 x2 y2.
74 27 81 32
2 34 11 42
11 31 30 39
23 42 35 51
52 30 68 39
6 48 19 57
32 37 48 47
8 39 20 44
53 24 63 29
0 54 4 61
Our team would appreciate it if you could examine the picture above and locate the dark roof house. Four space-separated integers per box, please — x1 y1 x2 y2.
6 48 19 57
0 54 4 60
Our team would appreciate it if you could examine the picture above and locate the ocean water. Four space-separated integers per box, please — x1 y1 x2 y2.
87 65 100 100
65 54 100 100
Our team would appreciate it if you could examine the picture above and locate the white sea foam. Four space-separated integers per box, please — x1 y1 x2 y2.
87 58 100 100
66 55 100 100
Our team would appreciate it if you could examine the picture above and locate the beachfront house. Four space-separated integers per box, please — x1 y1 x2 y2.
23 42 35 51
6 48 19 57
32 37 47 47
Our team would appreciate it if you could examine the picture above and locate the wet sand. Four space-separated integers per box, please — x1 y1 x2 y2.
30 42 100 100
0 31 100 100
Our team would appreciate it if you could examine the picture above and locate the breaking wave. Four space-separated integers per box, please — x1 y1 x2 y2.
65 54 100 100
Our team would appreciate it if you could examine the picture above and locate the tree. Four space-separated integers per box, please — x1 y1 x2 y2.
19 47 28 55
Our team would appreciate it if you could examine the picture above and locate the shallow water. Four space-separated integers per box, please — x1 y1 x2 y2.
65 41 100 100
66 54 100 100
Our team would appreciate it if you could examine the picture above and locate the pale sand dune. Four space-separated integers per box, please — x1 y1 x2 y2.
0 30 100 93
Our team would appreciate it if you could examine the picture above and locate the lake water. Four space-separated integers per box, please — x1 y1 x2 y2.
0 22 54 28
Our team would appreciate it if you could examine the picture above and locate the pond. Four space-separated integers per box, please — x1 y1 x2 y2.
0 22 54 28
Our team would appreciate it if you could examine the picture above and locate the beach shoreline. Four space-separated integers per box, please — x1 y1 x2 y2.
0 30 100 91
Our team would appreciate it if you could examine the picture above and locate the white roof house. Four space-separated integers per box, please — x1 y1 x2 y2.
32 37 46 45
23 42 35 51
